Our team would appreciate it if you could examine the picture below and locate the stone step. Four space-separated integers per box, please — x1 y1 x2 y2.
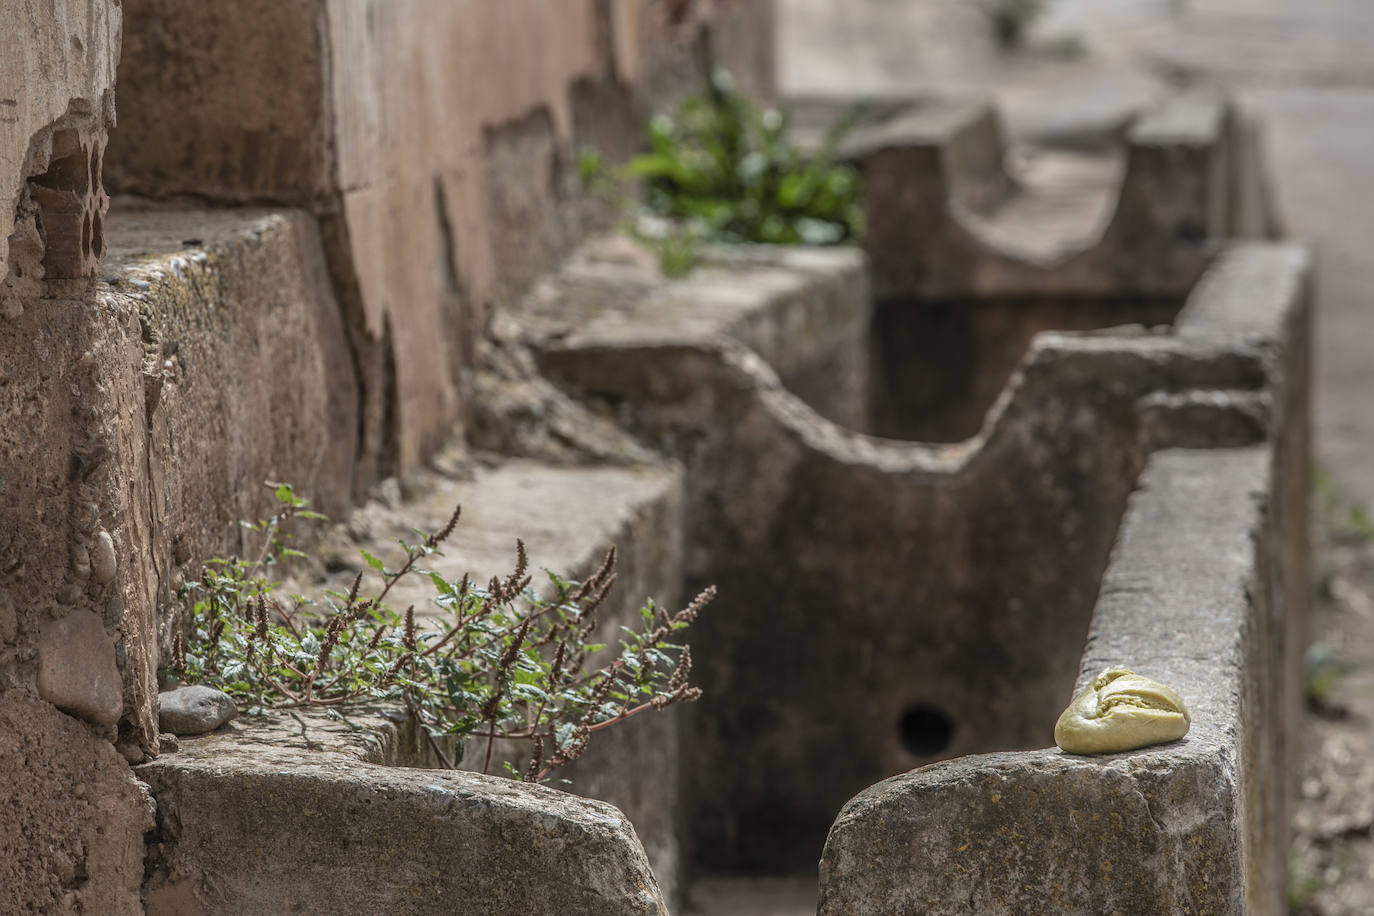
138 712 669 916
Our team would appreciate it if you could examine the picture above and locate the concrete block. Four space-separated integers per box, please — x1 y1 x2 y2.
519 238 871 429
139 711 668 916
806 92 1281 442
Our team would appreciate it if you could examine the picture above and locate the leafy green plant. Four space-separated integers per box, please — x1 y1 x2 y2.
172 484 712 782
631 71 863 246
580 70 863 275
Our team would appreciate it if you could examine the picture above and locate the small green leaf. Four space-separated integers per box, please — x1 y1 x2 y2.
429 572 456 597
274 483 305 507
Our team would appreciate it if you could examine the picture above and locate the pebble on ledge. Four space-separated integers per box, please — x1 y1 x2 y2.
159 685 238 735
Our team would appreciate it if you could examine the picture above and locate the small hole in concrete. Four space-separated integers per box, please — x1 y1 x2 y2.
898 703 954 756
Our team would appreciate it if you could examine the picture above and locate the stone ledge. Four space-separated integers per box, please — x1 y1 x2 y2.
820 745 1240 915
138 724 668 916
516 237 870 428
315 456 684 626
81 203 359 752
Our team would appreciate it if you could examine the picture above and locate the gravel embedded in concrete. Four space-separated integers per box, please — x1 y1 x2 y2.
36 610 123 726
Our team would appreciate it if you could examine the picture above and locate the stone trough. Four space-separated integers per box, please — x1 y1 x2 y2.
505 91 1303 910
95 89 1307 914
521 236 1308 913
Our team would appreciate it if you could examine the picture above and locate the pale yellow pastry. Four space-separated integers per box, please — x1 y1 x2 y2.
1054 666 1190 754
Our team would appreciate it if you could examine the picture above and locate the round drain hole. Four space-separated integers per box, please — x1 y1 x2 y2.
898 703 955 756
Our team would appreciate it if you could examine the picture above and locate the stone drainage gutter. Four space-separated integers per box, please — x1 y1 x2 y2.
92 215 1305 912
528 239 1309 884
818 444 1296 914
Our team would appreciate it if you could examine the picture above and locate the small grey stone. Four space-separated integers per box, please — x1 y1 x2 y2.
91 529 117 584
159 685 238 735
37 610 123 726
158 732 180 753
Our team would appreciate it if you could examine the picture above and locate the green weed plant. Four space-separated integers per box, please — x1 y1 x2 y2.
172 484 711 783
581 70 863 276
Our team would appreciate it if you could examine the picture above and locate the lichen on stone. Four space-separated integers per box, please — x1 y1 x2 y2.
1054 666 1190 754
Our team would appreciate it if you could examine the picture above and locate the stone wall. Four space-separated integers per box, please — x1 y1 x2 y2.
0 3 771 912
0 0 120 287
0 3 152 912
106 0 773 483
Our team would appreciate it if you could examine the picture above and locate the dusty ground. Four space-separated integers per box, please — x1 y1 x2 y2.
1290 495 1374 915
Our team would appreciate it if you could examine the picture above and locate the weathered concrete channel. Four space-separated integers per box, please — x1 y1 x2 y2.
133 93 1306 914
2 4 1310 913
